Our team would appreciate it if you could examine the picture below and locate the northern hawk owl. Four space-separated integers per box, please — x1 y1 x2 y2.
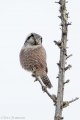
19 33 52 88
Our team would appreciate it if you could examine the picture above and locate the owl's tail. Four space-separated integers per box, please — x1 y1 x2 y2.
40 73 52 89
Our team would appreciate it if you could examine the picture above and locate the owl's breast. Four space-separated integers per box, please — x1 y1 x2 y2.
19 46 47 72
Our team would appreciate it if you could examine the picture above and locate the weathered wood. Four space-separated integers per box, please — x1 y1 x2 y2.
54 0 68 119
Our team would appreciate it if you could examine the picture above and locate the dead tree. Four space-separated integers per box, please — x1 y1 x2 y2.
54 0 78 120
35 0 79 120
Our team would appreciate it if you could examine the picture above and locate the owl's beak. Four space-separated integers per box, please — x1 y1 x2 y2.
35 40 39 45
31 34 40 45
33 38 39 45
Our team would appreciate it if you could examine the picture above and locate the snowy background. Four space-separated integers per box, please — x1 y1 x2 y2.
0 0 80 120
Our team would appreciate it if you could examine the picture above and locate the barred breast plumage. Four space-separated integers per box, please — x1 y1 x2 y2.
20 46 47 72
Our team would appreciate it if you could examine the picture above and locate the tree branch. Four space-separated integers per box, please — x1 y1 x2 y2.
55 1 61 4
64 79 70 85
66 54 72 59
54 40 62 48
68 97 79 104
61 97 79 109
34 77 57 103
64 64 72 71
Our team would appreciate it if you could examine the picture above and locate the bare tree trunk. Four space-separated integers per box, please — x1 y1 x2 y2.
54 0 69 119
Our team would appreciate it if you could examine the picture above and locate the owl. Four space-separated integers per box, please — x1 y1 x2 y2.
19 33 52 88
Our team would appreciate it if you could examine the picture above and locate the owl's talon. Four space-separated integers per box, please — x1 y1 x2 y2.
34 78 38 82
42 86 47 92
32 70 36 77
32 74 36 77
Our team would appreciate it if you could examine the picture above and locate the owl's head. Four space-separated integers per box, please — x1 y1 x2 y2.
24 33 42 46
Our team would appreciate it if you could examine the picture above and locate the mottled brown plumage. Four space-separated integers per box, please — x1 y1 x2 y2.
19 33 52 88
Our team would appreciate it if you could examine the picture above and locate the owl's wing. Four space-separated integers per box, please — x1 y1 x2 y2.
46 67 48 73
41 46 48 73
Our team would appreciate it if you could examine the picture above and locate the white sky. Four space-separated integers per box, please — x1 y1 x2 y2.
0 0 80 120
